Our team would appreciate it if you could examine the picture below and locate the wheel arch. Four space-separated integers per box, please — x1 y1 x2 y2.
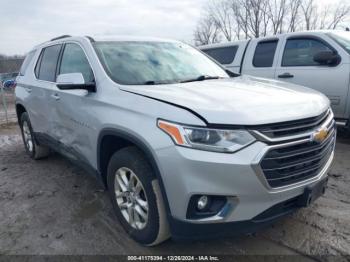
15 103 27 122
97 128 173 217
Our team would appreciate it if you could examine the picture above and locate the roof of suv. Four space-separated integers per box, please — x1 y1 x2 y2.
33 35 181 50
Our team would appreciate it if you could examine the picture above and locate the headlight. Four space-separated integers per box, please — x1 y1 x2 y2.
157 120 255 153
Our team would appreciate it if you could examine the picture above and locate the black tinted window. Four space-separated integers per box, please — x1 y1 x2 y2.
203 46 238 64
19 50 35 76
282 38 333 66
253 40 278 67
36 45 61 81
59 43 94 82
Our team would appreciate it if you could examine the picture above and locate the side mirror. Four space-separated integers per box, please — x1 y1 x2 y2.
56 73 95 92
313 51 341 66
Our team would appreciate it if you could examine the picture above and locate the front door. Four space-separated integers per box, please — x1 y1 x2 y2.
49 42 96 163
274 35 350 118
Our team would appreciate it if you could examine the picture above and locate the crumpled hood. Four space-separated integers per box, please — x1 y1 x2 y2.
120 75 330 126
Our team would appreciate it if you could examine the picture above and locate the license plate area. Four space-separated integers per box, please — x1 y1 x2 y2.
297 178 328 207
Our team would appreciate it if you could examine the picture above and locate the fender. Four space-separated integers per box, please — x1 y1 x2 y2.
97 128 173 217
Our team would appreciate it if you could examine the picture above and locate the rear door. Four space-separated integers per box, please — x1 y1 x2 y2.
242 38 281 78
30 44 62 135
15 50 36 110
274 35 350 118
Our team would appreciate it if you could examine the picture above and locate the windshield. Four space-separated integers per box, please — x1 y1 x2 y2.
328 32 350 55
93 41 229 85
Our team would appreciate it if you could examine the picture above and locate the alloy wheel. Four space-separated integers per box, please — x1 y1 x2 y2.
22 121 33 153
114 167 149 230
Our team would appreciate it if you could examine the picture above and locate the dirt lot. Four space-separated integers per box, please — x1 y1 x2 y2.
0 124 349 261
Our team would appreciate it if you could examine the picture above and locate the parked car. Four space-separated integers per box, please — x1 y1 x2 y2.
0 72 18 89
199 30 350 129
3 79 16 89
16 35 335 245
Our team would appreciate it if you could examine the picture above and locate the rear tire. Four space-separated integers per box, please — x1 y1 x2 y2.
107 146 170 246
19 112 50 160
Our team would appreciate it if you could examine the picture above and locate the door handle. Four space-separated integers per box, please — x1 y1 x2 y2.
278 73 294 79
25 87 32 93
51 93 60 100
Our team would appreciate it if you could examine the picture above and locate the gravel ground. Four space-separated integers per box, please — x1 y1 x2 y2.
0 124 349 261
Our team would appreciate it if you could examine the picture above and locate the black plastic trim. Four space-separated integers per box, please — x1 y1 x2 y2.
51 35 71 41
169 188 324 240
186 195 227 219
56 83 96 92
34 132 104 187
55 43 65 80
85 36 95 42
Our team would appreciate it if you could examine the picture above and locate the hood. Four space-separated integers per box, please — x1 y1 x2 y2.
120 76 330 126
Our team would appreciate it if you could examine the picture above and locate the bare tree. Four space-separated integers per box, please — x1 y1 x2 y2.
194 16 221 45
327 3 350 29
227 0 271 38
194 0 350 45
232 0 251 39
286 0 301 32
267 0 287 34
245 0 270 38
208 0 234 41
300 0 319 30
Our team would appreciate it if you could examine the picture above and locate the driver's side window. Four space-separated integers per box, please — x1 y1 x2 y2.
282 38 333 67
59 43 94 82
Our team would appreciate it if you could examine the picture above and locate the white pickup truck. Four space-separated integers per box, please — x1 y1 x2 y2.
199 30 350 127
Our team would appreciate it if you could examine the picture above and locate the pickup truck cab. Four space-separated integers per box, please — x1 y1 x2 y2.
200 30 350 127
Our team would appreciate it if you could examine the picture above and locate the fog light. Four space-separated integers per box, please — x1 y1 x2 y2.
197 195 209 210
187 195 227 219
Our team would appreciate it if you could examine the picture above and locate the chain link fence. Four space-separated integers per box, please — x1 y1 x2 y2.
0 57 23 125
0 83 16 125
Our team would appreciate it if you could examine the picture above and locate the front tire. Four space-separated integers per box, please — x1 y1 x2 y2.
107 146 170 246
19 112 50 159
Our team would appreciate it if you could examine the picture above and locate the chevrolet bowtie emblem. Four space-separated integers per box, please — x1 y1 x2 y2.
312 128 328 143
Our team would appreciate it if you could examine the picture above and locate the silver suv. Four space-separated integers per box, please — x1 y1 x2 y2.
16 35 335 245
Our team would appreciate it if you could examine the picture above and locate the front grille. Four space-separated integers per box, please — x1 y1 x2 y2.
260 127 335 188
253 109 331 139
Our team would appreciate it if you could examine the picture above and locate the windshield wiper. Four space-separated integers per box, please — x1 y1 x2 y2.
142 76 222 85
142 80 171 85
180 75 221 83
142 80 158 85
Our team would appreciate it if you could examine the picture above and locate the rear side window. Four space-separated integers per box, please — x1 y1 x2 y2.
202 46 238 64
253 40 278 67
19 50 36 76
59 43 94 82
282 38 334 67
35 44 62 82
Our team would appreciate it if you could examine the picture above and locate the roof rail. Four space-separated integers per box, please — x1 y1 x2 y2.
85 36 95 42
50 35 71 41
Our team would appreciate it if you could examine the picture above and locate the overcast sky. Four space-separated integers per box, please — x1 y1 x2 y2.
0 0 206 55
